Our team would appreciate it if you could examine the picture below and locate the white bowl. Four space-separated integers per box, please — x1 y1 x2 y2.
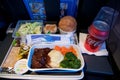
27 44 85 72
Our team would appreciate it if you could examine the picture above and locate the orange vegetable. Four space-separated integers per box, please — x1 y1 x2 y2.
54 45 61 51
54 45 77 56
69 46 77 56
61 46 68 55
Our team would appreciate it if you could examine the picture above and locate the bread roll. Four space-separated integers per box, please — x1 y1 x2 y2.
59 16 77 32
2 47 20 68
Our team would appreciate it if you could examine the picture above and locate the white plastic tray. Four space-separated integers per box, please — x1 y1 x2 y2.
0 70 84 80
27 44 85 72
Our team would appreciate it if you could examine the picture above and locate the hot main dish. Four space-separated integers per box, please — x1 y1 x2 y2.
31 45 81 69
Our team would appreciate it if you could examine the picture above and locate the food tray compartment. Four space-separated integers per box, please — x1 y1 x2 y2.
12 20 43 38
27 44 85 72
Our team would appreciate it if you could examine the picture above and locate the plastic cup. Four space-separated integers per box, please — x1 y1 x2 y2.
84 6 119 52
94 6 119 28
84 21 109 52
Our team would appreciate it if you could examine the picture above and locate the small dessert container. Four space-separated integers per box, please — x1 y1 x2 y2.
14 59 28 75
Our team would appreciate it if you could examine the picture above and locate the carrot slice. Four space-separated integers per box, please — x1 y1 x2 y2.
61 46 68 55
54 45 61 51
69 46 77 56
54 45 77 56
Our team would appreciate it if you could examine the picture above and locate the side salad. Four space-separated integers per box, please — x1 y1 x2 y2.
16 22 42 37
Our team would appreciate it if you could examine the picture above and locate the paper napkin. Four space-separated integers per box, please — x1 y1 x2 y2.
79 33 108 56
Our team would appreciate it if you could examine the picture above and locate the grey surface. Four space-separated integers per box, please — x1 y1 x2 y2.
0 33 13 65
0 42 2 46
83 54 113 75
107 14 120 71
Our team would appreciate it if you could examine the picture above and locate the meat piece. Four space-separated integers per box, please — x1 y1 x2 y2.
31 48 52 68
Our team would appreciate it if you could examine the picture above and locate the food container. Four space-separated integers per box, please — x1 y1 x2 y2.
14 59 28 75
59 27 76 35
27 44 84 72
58 16 77 35
43 24 57 34
12 20 43 38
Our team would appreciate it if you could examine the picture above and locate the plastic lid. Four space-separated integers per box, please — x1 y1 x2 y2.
93 20 110 31
88 21 109 40
14 59 28 75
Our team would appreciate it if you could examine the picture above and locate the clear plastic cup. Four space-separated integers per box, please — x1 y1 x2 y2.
84 6 119 52
84 21 109 52
94 6 119 28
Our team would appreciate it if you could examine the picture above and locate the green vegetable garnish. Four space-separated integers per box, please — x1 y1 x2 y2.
47 31 51 34
60 60 69 68
64 52 77 60
16 22 42 37
69 59 81 69
15 32 20 37
12 39 17 46
60 52 81 69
